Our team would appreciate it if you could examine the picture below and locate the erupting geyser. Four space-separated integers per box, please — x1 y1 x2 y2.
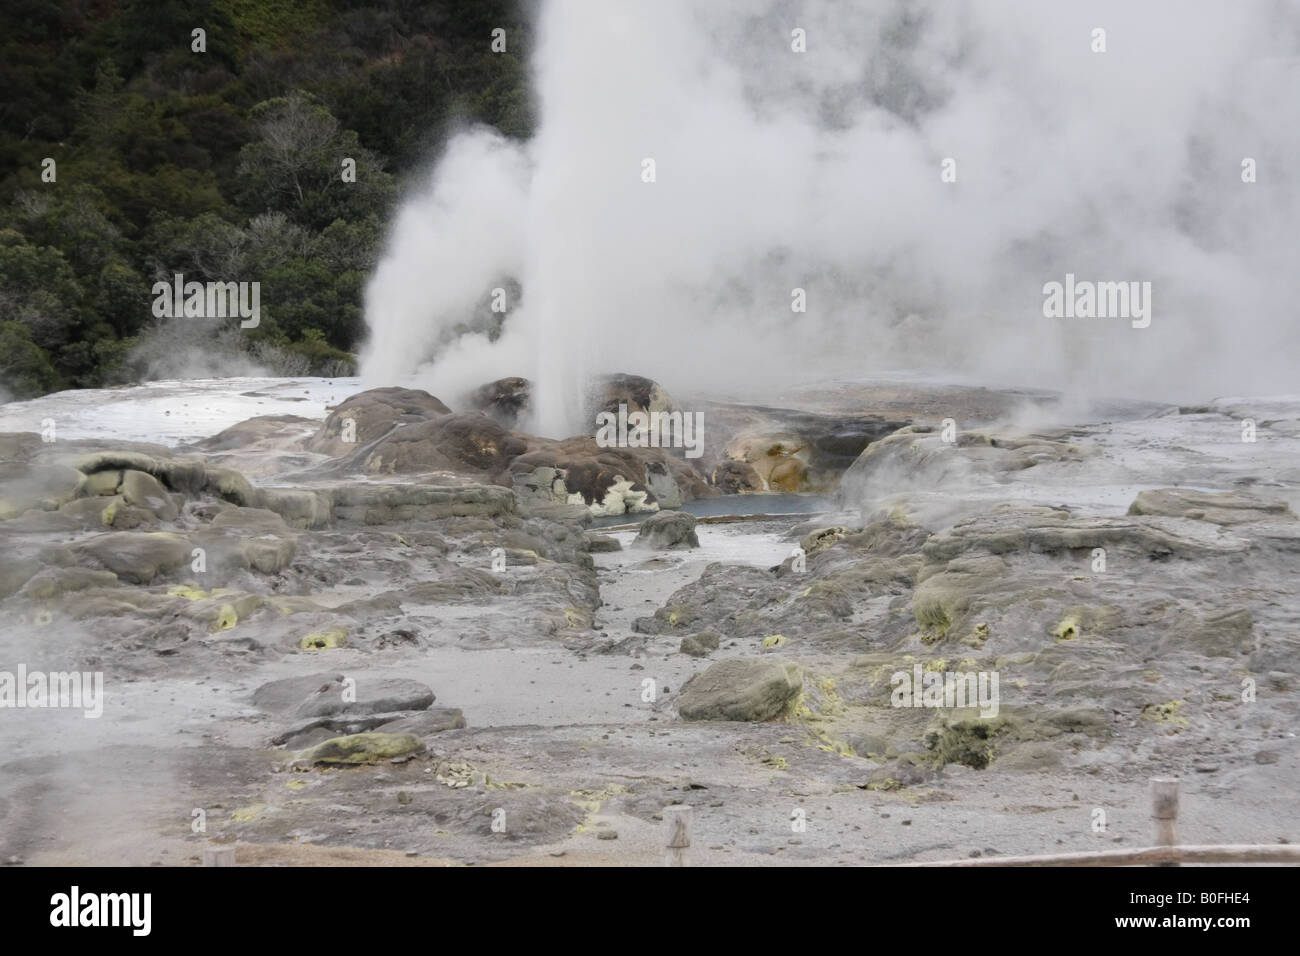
360 0 1300 436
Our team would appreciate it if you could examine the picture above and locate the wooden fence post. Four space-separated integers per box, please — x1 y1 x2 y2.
1151 777 1180 866
203 847 236 867
663 805 693 867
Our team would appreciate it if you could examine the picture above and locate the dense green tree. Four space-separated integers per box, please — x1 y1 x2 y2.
0 0 533 397
0 231 87 354
13 185 126 275
261 256 361 346
0 321 62 399
235 91 395 229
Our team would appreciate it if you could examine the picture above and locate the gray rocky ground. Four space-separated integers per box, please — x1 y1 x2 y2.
0 378 1295 865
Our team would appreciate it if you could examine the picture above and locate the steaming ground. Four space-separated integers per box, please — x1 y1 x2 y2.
0 375 1296 866
0 377 365 446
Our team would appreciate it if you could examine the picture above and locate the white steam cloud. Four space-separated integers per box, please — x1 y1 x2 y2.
360 0 1300 437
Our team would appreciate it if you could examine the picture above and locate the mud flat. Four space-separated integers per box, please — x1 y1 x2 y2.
0 379 1296 865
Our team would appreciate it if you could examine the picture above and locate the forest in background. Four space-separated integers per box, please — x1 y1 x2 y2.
0 0 532 399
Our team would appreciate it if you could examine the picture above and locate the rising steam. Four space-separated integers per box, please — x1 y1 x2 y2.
360 0 1300 437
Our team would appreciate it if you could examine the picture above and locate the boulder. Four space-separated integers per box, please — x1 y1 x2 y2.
252 673 344 714
584 533 622 553
489 413 712 517
512 466 569 506
1128 488 1294 525
60 495 155 530
351 412 527 478
19 567 118 600
209 504 292 536
273 708 465 748
644 461 683 508
800 526 850 555
677 659 803 721
466 377 531 428
634 510 699 550
375 708 467 735
293 676 436 719
79 469 123 497
210 506 298 573
121 469 179 520
72 451 207 495
305 387 450 457
724 436 810 492
509 440 679 516
592 373 680 424
194 414 318 452
298 732 425 766
711 459 763 494
679 630 721 657
75 532 193 584
261 488 330 528
708 404 909 493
